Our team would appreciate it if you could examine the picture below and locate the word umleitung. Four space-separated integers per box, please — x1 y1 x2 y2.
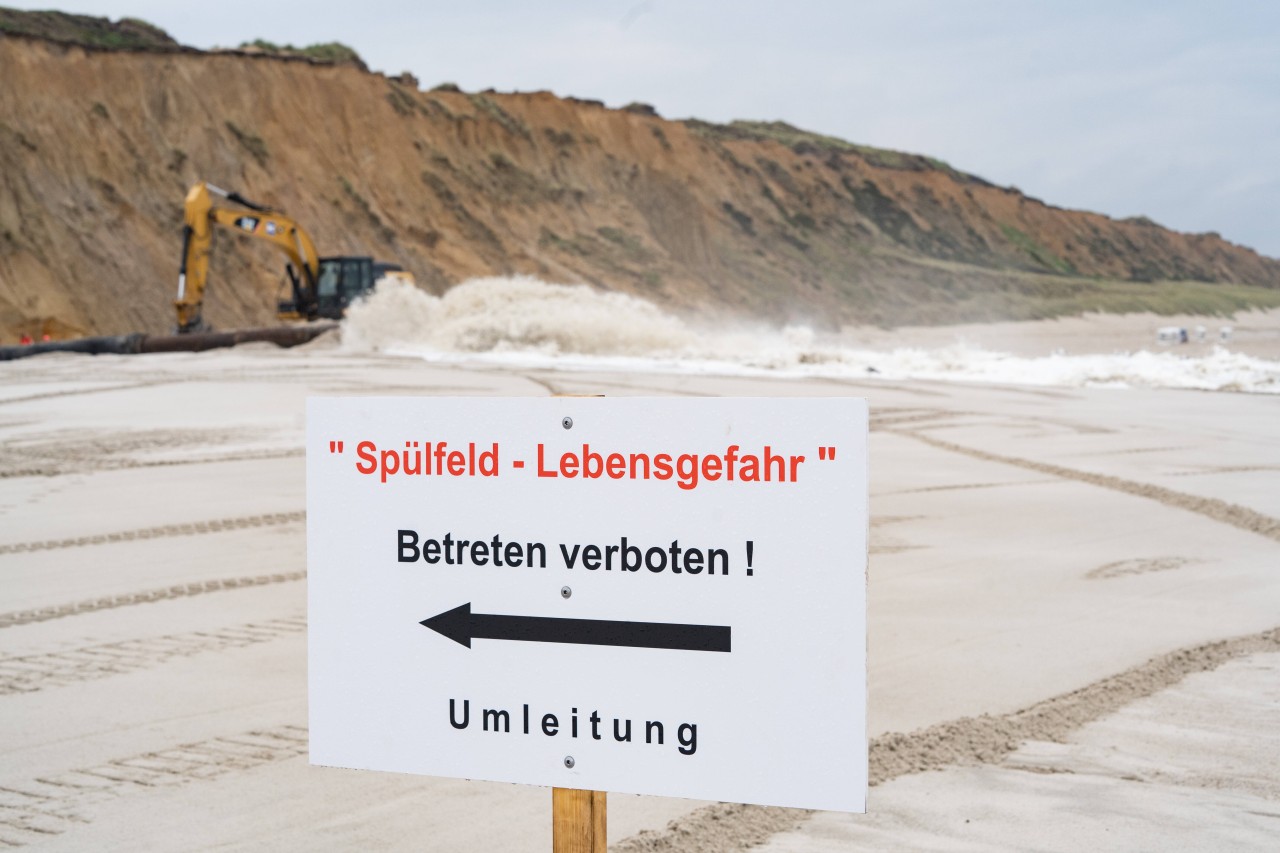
449 699 699 755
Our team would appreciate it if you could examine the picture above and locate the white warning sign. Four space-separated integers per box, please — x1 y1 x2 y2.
308 396 867 812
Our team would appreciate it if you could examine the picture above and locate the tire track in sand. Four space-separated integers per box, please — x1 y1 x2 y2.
0 380 178 408
0 616 306 696
0 511 304 556
5 627 1276 848
0 449 303 480
1086 556 1199 580
892 430 1280 543
0 572 305 629
614 625 1280 852
0 726 307 847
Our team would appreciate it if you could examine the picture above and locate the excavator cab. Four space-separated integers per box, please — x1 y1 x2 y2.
314 256 374 318
277 256 403 320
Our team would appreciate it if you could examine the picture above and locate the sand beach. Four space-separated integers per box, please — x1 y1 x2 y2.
1 311 1278 850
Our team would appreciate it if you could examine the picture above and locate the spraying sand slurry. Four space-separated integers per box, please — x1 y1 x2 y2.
342 278 1280 393
342 276 692 356
1 340 1278 850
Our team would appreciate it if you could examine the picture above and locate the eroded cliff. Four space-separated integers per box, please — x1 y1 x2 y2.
1 30 1277 339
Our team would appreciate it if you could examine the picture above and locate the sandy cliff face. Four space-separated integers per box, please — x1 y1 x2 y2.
1 34 1277 339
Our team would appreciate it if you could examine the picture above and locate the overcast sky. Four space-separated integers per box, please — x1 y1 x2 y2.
12 0 1280 257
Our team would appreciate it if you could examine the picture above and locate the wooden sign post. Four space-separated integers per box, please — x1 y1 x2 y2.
553 787 606 852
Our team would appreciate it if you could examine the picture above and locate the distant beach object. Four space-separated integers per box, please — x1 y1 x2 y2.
1156 326 1186 344
1195 325 1206 342
1221 326 1233 341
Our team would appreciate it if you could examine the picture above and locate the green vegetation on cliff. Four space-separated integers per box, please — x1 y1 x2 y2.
684 119 980 183
238 38 365 68
0 7 176 49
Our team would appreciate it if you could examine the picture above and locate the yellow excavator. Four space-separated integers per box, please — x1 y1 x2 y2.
176 181 412 333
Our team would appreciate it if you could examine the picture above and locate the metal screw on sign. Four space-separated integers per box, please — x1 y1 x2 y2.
563 755 575 769
561 586 573 599
562 416 573 430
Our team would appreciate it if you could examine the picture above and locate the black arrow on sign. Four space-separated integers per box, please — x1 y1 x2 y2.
419 603 731 653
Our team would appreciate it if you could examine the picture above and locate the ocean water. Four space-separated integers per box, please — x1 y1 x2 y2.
342 278 1280 394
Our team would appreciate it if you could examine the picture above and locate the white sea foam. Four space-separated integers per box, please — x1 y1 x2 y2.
342 278 1280 394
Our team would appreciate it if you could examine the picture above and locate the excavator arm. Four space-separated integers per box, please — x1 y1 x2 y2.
176 182 321 333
